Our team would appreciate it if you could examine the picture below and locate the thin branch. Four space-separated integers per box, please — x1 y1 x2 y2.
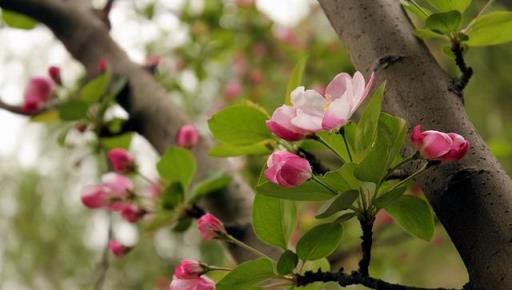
0 98 60 116
93 213 113 290
295 270 464 290
449 41 473 100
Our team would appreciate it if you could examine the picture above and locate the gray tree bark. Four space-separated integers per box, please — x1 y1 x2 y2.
319 0 512 289
0 0 278 261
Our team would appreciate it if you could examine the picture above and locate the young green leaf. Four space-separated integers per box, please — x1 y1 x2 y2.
426 0 471 13
277 250 299 275
157 147 196 188
321 163 360 193
466 11 512 47
100 132 133 150
315 131 349 161
208 102 272 145
296 223 343 261
161 182 185 210
1 10 37 29
256 180 335 201
334 212 356 224
384 195 435 240
80 70 112 104
30 110 60 123
374 186 407 209
58 100 89 121
216 259 276 290
401 0 431 21
426 11 462 34
354 82 385 153
189 174 232 202
284 55 308 105
315 190 359 219
209 141 273 157
252 195 297 249
415 28 449 40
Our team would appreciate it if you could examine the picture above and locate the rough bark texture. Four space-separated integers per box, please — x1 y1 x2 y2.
318 0 512 289
0 0 278 261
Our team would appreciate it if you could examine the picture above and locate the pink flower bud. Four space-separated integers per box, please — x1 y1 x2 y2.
174 260 204 279
264 151 312 188
120 203 145 223
411 125 469 161
48 66 62 85
223 80 242 101
98 59 108 73
81 185 110 209
176 125 199 149
22 77 54 113
107 148 135 173
197 213 226 240
108 240 131 257
274 27 298 46
102 173 134 197
169 276 215 290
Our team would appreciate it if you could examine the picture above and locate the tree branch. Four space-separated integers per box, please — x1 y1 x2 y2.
449 41 473 99
0 0 279 262
318 0 512 289
357 213 374 277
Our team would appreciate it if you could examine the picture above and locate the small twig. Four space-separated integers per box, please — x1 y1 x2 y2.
93 213 113 290
0 98 59 116
449 41 473 102
357 213 375 277
295 270 464 290
297 147 329 174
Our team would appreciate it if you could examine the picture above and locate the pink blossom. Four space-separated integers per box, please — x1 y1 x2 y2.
22 77 54 113
274 27 298 46
98 59 108 72
322 71 375 130
197 213 226 240
48 66 62 85
101 172 134 197
120 203 145 223
176 124 200 149
411 125 469 161
169 275 215 290
223 80 242 100
108 240 131 257
264 151 312 188
107 148 135 173
174 260 204 279
81 185 110 209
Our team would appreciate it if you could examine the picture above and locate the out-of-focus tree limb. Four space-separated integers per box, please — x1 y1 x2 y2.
319 0 512 289
0 0 278 261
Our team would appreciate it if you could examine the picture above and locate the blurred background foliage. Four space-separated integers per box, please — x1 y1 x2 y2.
0 0 510 289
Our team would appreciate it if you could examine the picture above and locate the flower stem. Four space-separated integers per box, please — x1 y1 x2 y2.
315 135 344 161
384 152 418 180
226 234 274 261
389 161 429 192
339 130 353 162
311 175 338 196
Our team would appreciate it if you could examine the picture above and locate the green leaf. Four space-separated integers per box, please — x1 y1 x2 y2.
322 163 360 193
355 113 407 183
315 131 349 161
1 10 37 29
173 217 193 232
58 100 89 121
79 70 112 104
208 102 272 145
161 182 185 210
334 212 356 224
143 211 178 231
316 190 359 219
277 250 299 275
374 186 407 209
157 147 197 188
100 132 133 150
466 11 512 47
401 1 431 21
355 82 385 153
209 141 273 157
296 223 343 261
384 195 435 240
30 110 60 123
415 28 449 40
216 259 275 290
253 195 297 249
301 258 331 273
426 0 471 13
284 56 308 105
256 180 335 201
426 11 462 34
189 174 232 202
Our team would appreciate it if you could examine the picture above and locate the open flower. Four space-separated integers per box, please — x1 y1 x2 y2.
411 125 469 161
197 213 226 240
266 71 374 140
169 275 215 290
22 77 54 113
264 151 312 188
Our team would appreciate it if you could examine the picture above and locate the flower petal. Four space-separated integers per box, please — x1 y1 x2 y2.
326 73 351 99
322 97 351 130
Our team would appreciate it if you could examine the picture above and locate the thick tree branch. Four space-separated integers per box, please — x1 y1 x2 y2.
357 214 374 277
318 0 512 289
0 0 278 261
